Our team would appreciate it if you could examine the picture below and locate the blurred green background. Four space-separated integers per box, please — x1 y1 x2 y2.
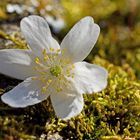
0 0 140 140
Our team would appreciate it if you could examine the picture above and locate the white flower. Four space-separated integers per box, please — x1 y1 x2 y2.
0 15 108 120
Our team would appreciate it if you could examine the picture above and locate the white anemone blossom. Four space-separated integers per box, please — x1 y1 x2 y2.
0 15 108 120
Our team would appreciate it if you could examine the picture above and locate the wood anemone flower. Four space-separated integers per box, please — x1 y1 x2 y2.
0 15 108 120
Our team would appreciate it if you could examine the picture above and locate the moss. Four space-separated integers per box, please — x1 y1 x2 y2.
0 29 27 49
44 57 140 140
96 23 140 79
0 56 139 139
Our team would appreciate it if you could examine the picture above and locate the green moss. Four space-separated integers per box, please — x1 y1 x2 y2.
0 29 27 49
44 57 140 140
96 23 140 78
1 57 139 139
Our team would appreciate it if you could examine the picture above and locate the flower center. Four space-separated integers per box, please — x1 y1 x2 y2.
33 48 75 93
50 65 62 77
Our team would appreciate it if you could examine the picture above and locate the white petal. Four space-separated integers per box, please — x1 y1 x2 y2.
61 16 100 62
0 49 37 80
20 15 60 56
1 77 49 107
70 62 108 94
51 91 84 120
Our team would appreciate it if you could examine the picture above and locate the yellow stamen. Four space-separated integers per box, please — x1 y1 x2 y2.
56 87 63 92
44 56 48 62
48 79 52 83
72 64 75 68
72 75 74 78
33 49 76 95
50 47 54 51
50 65 62 77
42 49 47 55
35 57 40 64
56 49 61 53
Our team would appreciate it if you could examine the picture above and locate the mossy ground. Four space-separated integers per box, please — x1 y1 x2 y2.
0 0 140 140
0 55 140 140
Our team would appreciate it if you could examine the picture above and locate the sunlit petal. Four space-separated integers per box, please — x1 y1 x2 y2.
1 77 49 107
51 91 84 120
61 16 100 62
0 49 37 80
68 62 108 94
20 15 60 56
